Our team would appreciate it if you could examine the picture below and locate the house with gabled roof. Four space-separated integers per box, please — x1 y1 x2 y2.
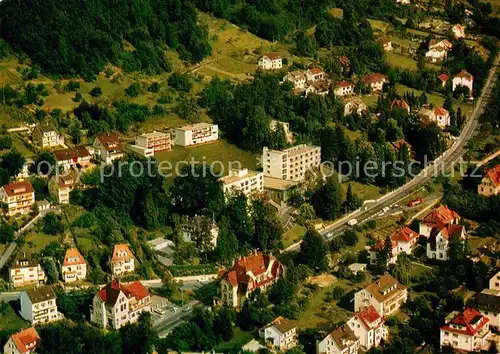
90 279 151 329
306 67 326 82
1 181 35 217
93 132 124 164
478 165 500 197
390 99 410 114
109 244 135 276
427 224 466 261
470 290 500 329
334 81 355 97
369 227 419 266
362 74 388 92
354 274 408 317
259 316 298 350
317 323 360 354
3 327 40 354
419 205 460 238
53 146 91 171
438 73 450 87
219 251 283 308
440 307 491 352
20 285 61 325
343 96 368 117
347 305 388 351
61 247 86 283
9 253 46 288
32 122 63 148
258 52 283 70
452 24 466 39
453 70 474 98
426 39 453 62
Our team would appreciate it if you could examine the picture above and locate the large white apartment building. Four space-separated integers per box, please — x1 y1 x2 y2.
9 254 46 288
219 169 264 198
20 286 61 325
135 131 172 154
61 247 87 283
109 244 135 276
262 144 321 182
1 181 35 217
91 279 151 329
174 123 218 147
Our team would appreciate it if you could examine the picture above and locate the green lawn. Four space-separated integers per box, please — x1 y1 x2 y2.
216 328 254 351
24 232 60 253
386 52 440 72
283 225 307 247
0 304 29 332
368 19 390 32
361 94 379 108
345 180 381 201
154 139 258 179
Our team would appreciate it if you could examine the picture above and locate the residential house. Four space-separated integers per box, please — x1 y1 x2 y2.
270 120 294 145
338 56 351 75
391 139 413 158
348 263 368 275
347 305 388 351
9 253 46 288
426 39 453 62
452 24 466 39
478 165 500 196
262 145 321 182
471 290 500 329
20 285 61 325
91 279 151 329
343 96 368 117
420 107 451 128
306 68 326 82
396 0 410 4
61 247 86 283
362 73 388 92
490 270 500 292
379 38 393 51
317 323 360 354
93 132 124 164
427 224 466 261
440 307 491 352
174 123 219 147
219 168 264 198
109 244 135 276
48 172 78 204
438 73 450 87
263 176 298 203
134 131 171 154
219 251 283 308
1 181 35 217
3 327 40 354
180 215 219 249
306 81 330 96
369 227 419 266
334 81 355 97
354 274 408 317
258 53 283 70
453 70 474 98
390 99 410 114
32 122 63 148
419 205 460 238
53 146 91 171
284 71 307 90
259 316 298 350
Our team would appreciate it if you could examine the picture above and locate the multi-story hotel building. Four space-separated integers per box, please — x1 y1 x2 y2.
9 254 46 288
91 279 151 329
219 169 264 198
174 123 218 147
20 286 61 325
135 131 172 153
262 144 321 182
1 181 35 217
61 247 87 283
109 244 135 276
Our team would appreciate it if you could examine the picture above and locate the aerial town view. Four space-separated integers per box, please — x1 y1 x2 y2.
0 0 500 353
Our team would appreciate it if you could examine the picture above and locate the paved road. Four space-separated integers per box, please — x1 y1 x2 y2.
153 300 202 337
287 55 500 251
0 242 17 270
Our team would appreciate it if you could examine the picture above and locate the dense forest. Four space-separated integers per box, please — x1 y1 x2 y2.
0 0 212 76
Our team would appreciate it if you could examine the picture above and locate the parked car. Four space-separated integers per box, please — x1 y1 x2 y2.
408 198 424 207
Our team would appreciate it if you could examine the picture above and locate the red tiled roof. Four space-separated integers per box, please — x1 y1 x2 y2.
485 165 500 187
362 73 388 84
441 307 489 336
448 224 466 239
97 133 123 152
442 39 453 49
53 146 90 162
339 56 350 66
423 205 460 227
392 139 412 151
11 327 40 354
265 52 281 61
434 107 449 117
336 80 354 88
2 181 34 197
391 227 419 243
98 279 149 306
372 238 397 252
62 247 86 266
390 99 410 111
309 67 324 75
121 281 149 301
455 70 473 80
111 244 133 262
222 252 283 288
438 73 449 82
356 305 382 330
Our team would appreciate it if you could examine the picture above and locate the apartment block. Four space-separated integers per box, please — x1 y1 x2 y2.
91 279 151 329
219 169 264 198
262 144 321 182
9 254 46 288
174 123 218 147
135 131 171 153
20 286 61 325
1 181 35 217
